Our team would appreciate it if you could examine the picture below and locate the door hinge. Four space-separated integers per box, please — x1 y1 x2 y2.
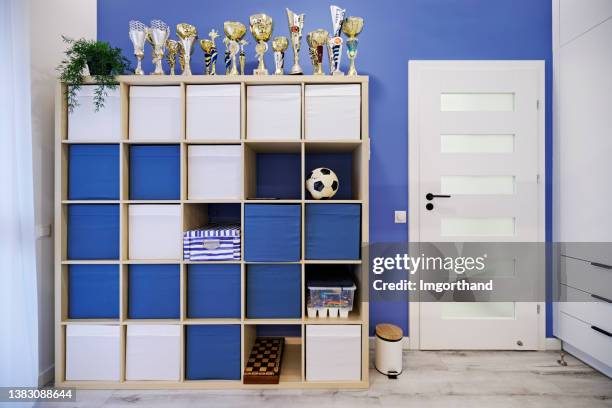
537 304 541 314
536 99 541 110
536 174 541 184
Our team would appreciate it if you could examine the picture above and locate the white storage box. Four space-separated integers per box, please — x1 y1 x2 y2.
306 324 361 381
305 85 361 141
129 86 181 141
184 224 241 261
126 324 181 381
247 85 301 140
188 145 242 200
187 85 241 141
65 324 120 381
68 85 121 141
129 205 182 260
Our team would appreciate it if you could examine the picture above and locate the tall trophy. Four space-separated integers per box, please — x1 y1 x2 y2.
342 16 364 76
177 23 198 75
128 20 147 75
306 29 329 76
165 39 180 75
286 8 304 75
239 39 248 75
328 5 346 75
149 20 169 75
200 30 219 75
249 14 273 75
272 36 288 75
224 21 246 75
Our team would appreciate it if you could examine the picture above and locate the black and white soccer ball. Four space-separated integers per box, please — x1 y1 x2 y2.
306 168 339 199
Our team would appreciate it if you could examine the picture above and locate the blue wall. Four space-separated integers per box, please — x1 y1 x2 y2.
98 0 553 336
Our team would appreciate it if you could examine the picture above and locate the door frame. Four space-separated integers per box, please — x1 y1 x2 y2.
407 60 546 350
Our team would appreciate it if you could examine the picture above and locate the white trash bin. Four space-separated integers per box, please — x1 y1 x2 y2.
375 323 403 378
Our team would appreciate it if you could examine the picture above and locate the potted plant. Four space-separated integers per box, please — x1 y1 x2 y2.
57 36 131 112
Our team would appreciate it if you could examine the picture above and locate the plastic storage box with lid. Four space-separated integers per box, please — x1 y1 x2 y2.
187 145 242 200
186 85 241 141
187 264 241 318
185 325 241 380
305 324 361 381
244 204 301 262
128 264 180 319
68 144 119 200
246 85 301 140
129 145 180 200
69 264 119 319
307 275 356 319
305 84 361 141
129 86 181 141
183 224 241 261
128 204 182 260
68 85 121 141
305 204 361 260
65 324 120 381
126 324 181 381
67 204 119 260
247 264 301 319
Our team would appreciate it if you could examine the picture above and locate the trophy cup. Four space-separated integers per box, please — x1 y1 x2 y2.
249 14 273 75
286 8 304 75
328 5 346 75
342 16 364 76
165 39 180 75
129 20 147 75
200 30 219 75
272 36 288 75
239 39 248 75
176 23 198 75
306 29 329 76
149 20 169 75
224 21 246 75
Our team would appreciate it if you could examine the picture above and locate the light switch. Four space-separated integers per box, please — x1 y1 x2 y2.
394 211 407 224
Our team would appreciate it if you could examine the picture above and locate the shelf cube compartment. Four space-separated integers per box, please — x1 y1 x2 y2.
305 152 356 200
65 324 120 381
187 145 242 200
129 204 182 260
246 85 301 140
305 84 361 141
68 85 121 141
185 325 241 380
67 204 119 260
183 203 241 261
187 264 241 318
68 264 119 319
306 324 361 381
244 204 301 262
128 264 180 319
129 86 181 141
68 144 119 200
244 144 302 200
129 145 180 200
126 324 181 380
305 204 361 260
246 264 301 319
186 85 241 141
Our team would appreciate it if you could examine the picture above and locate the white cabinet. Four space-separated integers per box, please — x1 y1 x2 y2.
306 324 361 381
247 85 301 140
65 325 120 381
188 145 242 200
126 325 181 381
305 85 360 140
129 86 181 141
186 85 241 141
68 86 121 141
129 205 182 260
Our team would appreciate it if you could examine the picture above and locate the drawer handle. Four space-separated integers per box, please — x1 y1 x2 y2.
591 294 612 304
590 261 612 270
591 325 612 338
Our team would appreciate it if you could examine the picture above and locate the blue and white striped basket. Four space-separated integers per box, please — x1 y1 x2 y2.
183 224 241 261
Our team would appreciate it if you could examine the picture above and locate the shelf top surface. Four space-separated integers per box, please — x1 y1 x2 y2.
69 75 369 86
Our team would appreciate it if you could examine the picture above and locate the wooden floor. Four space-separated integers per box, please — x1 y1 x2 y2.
37 351 612 408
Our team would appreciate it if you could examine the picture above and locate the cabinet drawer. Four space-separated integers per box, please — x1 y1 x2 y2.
559 256 612 300
558 284 612 333
558 312 612 368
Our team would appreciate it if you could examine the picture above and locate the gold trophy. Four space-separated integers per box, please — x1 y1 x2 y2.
224 21 246 75
342 17 364 76
176 23 198 75
200 30 219 75
165 39 180 75
272 36 288 75
306 29 329 76
249 14 273 75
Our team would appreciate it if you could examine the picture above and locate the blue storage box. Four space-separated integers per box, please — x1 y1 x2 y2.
187 264 241 318
129 145 180 200
69 264 119 318
244 204 301 262
186 325 241 380
69 144 119 200
306 204 361 260
129 264 180 319
247 264 301 319
67 204 119 260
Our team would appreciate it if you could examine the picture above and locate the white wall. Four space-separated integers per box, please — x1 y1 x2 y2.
29 0 97 385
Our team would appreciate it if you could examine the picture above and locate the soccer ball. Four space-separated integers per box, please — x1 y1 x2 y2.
306 168 339 199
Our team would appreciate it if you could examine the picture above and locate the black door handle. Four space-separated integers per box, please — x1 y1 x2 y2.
591 293 612 303
590 261 612 270
591 325 612 338
426 193 451 201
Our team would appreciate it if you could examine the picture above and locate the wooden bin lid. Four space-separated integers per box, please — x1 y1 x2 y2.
375 324 403 342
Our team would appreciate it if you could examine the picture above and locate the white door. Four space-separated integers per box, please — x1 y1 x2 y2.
408 61 545 350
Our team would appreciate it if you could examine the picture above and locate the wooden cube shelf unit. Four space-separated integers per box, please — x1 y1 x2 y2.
55 75 370 389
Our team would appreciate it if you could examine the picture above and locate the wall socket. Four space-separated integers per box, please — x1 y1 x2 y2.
394 211 407 224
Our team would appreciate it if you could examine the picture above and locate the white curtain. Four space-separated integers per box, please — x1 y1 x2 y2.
0 0 40 389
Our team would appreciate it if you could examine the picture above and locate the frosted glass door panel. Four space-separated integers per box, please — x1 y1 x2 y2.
440 93 515 111
441 217 515 237
441 302 515 319
441 134 515 153
441 176 515 195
